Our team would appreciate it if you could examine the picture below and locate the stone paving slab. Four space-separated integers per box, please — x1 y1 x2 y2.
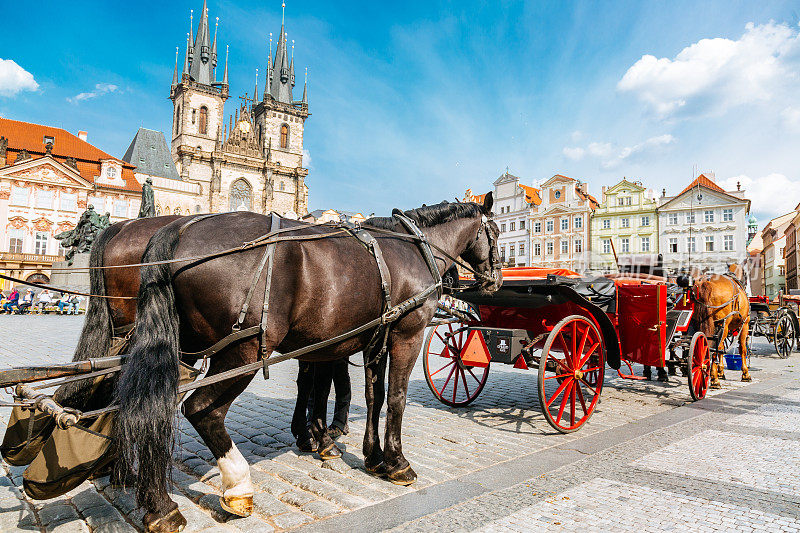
0 315 794 532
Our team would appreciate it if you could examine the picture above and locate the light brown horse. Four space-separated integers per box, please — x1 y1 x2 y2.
693 265 751 388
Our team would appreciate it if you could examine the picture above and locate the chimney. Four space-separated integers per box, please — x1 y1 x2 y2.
737 181 741 191
0 136 7 166
662 188 666 198
601 186 606 202
78 131 88 141
580 182 587 194
705 171 715 181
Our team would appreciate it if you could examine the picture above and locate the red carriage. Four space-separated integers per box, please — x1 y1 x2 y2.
423 267 711 433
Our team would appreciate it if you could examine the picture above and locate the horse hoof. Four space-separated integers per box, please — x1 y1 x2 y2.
220 495 254 517
145 508 187 533
364 461 389 478
387 465 417 486
719 374 727 381
742 375 752 382
657 375 669 382
710 381 722 390
317 443 342 461
296 437 316 453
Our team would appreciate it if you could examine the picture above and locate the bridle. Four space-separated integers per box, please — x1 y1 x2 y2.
430 214 500 288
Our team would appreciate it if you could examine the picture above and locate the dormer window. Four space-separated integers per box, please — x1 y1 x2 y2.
43 135 54 145
106 167 117 178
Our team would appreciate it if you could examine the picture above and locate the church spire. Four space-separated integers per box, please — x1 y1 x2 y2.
269 2 294 103
188 9 194 64
290 39 295 88
189 0 213 85
172 46 180 87
182 33 191 76
264 34 273 100
211 16 219 77
302 67 307 105
253 69 259 105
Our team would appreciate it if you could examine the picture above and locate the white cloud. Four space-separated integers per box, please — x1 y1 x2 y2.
68 83 118 104
0 58 38 97
562 134 675 169
720 173 800 220
783 106 800 130
618 22 800 119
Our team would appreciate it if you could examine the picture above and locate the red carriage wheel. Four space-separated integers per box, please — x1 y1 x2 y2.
537 315 605 433
688 331 711 401
423 322 489 407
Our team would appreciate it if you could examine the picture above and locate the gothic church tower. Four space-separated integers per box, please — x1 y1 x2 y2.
167 1 308 217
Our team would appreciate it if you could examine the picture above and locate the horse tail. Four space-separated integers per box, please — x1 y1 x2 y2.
115 224 181 509
54 223 124 408
692 280 716 338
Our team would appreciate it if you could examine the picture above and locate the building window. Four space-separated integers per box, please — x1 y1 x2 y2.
44 135 54 145
546 220 554 232
704 210 714 223
500 245 506 261
36 189 53 209
60 193 77 211
724 235 734 251
534 243 541 256
618 198 624 206
574 239 582 253
602 239 611 254
561 240 569 254
509 245 515 257
500 223 506 233
641 215 650 227
669 238 678 253
780 266 786 276
574 216 582 229
519 219 525 230
106 166 117 178
175 106 181 134
620 237 630 253
546 241 554 255
230 178 253 211
561 218 568 231
518 242 525 256
687 236 696 253
626 197 632 206
8 229 23 253
621 218 630 228
10 186 29 206
280 124 290 148
34 232 48 255
668 213 678 225
113 200 128 217
602 219 611 229
705 236 714 252
686 213 696 224
534 221 541 233
199 106 209 135
509 221 515 231
641 236 650 252
279 181 285 191
723 208 733 222
191 108 196 124
88 197 104 211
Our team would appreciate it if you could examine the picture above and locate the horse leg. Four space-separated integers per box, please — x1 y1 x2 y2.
710 321 728 389
309 361 342 460
382 335 423 486
363 350 388 476
181 345 259 518
657 366 668 382
291 361 316 452
643 365 652 380
740 321 752 382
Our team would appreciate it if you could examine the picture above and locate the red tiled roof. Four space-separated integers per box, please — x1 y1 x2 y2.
518 184 542 206
462 189 487 204
680 173 724 195
575 187 599 208
0 117 140 193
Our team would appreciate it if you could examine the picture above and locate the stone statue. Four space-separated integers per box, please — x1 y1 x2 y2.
55 205 110 264
138 177 155 218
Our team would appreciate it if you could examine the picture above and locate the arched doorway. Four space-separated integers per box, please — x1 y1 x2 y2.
229 179 253 211
26 272 49 284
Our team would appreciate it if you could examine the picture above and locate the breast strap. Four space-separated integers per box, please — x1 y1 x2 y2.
392 211 442 298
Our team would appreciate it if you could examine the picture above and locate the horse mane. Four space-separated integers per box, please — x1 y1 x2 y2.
365 201 484 230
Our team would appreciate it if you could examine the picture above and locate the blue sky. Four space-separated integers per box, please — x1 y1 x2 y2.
2 1 800 222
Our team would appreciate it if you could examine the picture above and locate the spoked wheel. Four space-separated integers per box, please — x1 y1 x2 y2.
688 332 711 401
423 322 489 407
538 315 605 433
774 311 795 359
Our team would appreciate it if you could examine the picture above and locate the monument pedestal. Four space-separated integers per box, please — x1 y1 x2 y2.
50 253 91 311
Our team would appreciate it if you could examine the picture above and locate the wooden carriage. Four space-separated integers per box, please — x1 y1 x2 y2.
423 267 712 433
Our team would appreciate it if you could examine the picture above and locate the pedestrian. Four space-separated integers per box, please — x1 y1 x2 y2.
36 289 53 313
57 293 71 315
68 295 84 314
18 289 34 314
3 288 20 313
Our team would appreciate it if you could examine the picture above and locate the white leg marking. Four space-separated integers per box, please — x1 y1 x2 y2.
217 443 254 498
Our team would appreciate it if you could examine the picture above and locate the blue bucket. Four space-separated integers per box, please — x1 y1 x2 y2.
724 353 743 371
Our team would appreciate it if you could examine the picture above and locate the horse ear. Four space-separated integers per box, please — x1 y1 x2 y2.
391 208 404 217
483 192 494 214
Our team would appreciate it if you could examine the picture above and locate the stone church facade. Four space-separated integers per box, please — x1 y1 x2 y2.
168 0 309 217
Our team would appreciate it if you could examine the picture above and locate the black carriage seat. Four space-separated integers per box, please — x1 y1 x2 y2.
750 300 771 314
547 275 617 313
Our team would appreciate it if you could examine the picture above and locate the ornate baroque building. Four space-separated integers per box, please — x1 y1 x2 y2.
168 0 309 217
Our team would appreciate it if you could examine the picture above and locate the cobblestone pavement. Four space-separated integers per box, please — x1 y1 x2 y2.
0 315 797 532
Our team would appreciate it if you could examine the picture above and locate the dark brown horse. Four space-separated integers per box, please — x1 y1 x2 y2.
693 267 751 387
115 197 501 532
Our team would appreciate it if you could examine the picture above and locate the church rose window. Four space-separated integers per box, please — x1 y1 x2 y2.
230 178 253 211
280 124 289 148
199 106 208 135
